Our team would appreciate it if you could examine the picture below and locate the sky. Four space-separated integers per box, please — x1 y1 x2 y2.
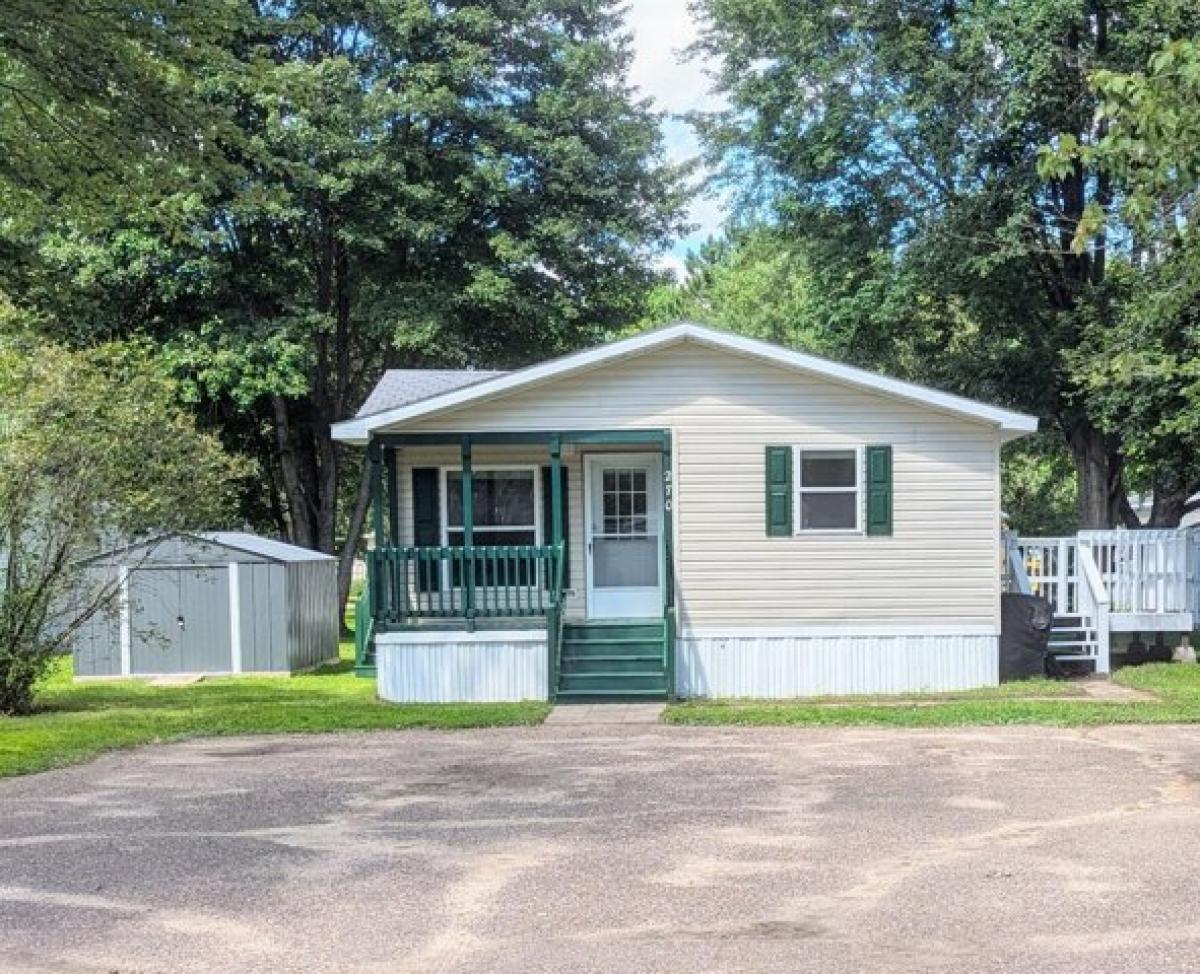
621 0 728 277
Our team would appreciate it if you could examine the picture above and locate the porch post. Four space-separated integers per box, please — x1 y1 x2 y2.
369 439 384 548
662 431 675 699
550 433 563 595
385 446 400 548
368 439 384 623
461 435 475 627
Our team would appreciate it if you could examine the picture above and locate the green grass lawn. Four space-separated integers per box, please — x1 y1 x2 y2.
664 664 1200 728
0 642 550 779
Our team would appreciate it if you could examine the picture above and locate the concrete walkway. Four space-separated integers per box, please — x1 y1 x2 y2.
544 702 665 725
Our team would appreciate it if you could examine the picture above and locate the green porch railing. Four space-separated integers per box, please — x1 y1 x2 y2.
353 586 375 672
368 544 565 625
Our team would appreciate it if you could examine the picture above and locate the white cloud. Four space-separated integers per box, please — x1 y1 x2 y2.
651 251 689 281
621 0 730 259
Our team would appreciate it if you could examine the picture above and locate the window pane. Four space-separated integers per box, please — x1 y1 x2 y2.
801 492 857 529
447 471 534 528
801 451 856 488
593 537 658 588
448 529 535 547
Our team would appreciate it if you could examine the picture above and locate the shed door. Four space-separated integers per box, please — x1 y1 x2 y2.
128 567 231 674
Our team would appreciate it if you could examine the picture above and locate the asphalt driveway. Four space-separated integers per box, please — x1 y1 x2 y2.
3 723 1200 973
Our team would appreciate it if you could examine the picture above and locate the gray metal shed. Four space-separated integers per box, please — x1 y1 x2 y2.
73 532 339 678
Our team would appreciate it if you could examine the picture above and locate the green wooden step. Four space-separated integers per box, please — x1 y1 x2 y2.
555 690 668 702
561 641 664 660
561 623 665 643
560 654 665 675
557 672 668 695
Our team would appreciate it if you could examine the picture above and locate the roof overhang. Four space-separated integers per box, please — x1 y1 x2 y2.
331 322 1038 445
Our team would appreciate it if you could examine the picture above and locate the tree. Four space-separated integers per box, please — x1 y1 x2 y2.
3 2 686 622
639 226 820 348
0 340 244 715
1044 38 1200 524
690 0 1194 527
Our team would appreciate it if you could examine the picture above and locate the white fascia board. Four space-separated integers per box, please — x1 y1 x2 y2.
331 322 1039 444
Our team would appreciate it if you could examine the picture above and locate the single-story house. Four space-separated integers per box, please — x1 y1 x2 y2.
332 321 1037 702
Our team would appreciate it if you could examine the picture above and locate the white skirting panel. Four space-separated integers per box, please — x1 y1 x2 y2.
376 630 548 703
676 632 999 698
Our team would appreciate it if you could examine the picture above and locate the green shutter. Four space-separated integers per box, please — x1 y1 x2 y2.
866 445 893 536
541 465 570 587
411 467 440 591
765 445 793 536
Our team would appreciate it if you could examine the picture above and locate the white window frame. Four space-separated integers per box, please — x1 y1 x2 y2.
438 464 543 548
793 446 864 535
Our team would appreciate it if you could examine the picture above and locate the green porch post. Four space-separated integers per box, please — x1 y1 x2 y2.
461 435 475 628
385 445 400 548
662 432 675 699
368 439 384 624
550 433 563 592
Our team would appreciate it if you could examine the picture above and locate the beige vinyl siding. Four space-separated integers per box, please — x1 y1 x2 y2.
393 341 1001 631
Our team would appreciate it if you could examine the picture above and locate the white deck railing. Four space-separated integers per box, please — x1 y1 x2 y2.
1015 529 1200 618
1076 544 1111 674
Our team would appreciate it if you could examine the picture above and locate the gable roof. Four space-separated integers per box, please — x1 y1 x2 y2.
356 369 507 418
331 321 1038 444
84 531 334 565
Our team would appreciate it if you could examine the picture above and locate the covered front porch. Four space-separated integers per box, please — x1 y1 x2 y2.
354 429 675 701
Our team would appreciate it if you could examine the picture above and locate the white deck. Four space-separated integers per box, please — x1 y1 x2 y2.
1008 528 1200 673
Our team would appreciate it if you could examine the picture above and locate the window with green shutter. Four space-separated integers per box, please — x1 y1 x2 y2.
765 445 793 536
865 445 893 536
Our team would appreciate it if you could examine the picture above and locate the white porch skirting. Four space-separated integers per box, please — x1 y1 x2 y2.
376 629 548 703
675 630 999 698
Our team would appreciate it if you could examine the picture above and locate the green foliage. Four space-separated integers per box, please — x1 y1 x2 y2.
0 644 550 777
689 0 1195 525
0 341 245 714
1042 36 1200 515
1001 435 1079 536
638 227 821 348
0 0 244 227
2 1 688 594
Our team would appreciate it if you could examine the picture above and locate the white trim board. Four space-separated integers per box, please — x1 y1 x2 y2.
331 322 1039 444
376 629 546 644
228 561 242 673
679 624 1000 638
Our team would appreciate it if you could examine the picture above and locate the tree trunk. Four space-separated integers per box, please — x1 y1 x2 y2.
271 394 317 548
1149 473 1190 528
1066 417 1126 529
337 454 373 633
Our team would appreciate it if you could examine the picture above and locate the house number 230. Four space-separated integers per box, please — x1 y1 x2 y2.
664 468 673 512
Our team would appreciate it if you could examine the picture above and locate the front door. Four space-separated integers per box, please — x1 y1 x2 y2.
585 453 663 619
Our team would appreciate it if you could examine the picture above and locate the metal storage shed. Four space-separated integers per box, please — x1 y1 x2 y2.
73 532 339 678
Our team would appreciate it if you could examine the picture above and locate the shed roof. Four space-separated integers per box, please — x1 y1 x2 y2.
356 369 507 418
199 532 335 563
84 531 335 565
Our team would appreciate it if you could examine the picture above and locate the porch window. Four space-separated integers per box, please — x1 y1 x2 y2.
796 449 860 532
445 468 539 547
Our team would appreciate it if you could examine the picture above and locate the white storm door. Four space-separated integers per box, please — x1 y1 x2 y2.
585 454 663 619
